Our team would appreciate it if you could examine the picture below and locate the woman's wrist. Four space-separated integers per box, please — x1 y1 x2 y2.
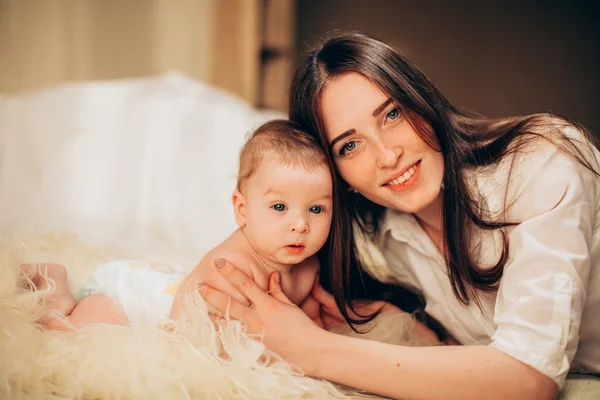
298 327 342 378
304 328 375 381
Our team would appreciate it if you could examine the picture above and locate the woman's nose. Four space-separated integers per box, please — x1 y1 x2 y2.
375 143 402 168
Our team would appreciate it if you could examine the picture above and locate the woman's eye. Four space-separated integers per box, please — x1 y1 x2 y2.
386 107 400 121
309 205 323 214
272 203 286 212
339 140 357 156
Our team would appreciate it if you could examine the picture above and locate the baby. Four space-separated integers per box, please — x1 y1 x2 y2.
170 119 332 321
22 120 333 330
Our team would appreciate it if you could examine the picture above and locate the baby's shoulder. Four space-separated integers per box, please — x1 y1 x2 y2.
201 240 267 283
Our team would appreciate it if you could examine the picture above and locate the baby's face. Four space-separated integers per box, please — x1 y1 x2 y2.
241 159 333 266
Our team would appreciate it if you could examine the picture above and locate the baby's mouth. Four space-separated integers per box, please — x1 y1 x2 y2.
285 244 305 254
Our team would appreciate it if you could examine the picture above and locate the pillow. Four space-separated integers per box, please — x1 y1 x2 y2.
0 72 284 269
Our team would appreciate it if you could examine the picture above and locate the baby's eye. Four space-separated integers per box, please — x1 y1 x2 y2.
386 107 400 121
309 205 323 214
339 141 356 156
272 203 286 212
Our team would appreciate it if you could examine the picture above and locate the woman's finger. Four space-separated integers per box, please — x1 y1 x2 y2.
214 257 269 307
267 272 295 306
300 294 322 321
199 285 252 321
310 280 337 306
203 264 249 304
321 312 347 330
311 281 346 318
310 281 384 322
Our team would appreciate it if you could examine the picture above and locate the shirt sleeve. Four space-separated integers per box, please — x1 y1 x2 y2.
488 143 597 387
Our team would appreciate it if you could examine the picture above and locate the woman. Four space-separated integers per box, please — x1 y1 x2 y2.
200 32 600 399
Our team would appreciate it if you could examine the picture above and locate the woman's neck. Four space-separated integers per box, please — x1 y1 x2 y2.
414 190 445 255
415 190 443 231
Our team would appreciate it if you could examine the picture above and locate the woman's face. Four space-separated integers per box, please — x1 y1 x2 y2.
320 72 444 214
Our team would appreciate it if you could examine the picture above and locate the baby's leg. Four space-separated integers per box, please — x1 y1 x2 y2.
19 263 76 316
45 293 129 331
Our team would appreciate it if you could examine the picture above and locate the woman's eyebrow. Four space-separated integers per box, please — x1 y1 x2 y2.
372 98 392 117
329 129 355 150
329 99 393 150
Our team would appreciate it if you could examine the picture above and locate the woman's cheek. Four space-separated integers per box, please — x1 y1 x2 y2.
339 161 369 191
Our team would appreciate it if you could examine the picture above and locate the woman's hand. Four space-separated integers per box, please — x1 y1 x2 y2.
298 282 344 330
303 278 402 327
200 258 329 372
304 280 441 344
300 279 387 330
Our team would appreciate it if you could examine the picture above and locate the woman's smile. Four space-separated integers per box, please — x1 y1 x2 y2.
382 160 421 191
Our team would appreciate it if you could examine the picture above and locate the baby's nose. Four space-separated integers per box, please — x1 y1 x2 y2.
290 217 309 233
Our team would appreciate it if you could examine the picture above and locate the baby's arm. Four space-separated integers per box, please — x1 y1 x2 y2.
19 263 76 317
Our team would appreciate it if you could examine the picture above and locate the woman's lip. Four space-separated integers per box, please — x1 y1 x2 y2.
384 161 421 191
381 160 421 187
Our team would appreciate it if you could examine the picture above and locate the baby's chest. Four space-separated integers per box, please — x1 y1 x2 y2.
249 270 306 304
246 262 315 306
282 285 308 305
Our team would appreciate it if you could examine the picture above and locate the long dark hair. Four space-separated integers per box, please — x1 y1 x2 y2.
289 31 598 328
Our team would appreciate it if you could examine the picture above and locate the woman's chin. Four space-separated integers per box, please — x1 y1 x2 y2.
381 188 442 215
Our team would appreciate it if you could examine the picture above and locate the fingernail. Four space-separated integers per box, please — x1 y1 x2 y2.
275 272 281 284
214 258 226 268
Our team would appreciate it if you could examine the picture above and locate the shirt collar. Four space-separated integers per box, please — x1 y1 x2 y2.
379 208 446 262
380 208 421 243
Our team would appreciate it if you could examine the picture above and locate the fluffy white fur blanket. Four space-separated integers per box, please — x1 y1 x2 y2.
0 233 432 400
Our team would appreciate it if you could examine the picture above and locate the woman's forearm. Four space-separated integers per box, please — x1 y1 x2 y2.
309 331 558 400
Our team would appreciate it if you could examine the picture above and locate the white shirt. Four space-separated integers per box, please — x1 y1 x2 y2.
357 127 600 387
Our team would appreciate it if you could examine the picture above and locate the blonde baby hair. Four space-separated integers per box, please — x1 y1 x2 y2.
236 119 328 191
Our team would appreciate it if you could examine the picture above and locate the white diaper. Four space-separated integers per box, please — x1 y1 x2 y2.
77 260 186 328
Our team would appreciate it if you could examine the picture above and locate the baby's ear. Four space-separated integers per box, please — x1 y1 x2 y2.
232 191 247 227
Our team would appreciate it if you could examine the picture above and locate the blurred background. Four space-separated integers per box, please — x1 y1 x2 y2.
1 0 598 135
